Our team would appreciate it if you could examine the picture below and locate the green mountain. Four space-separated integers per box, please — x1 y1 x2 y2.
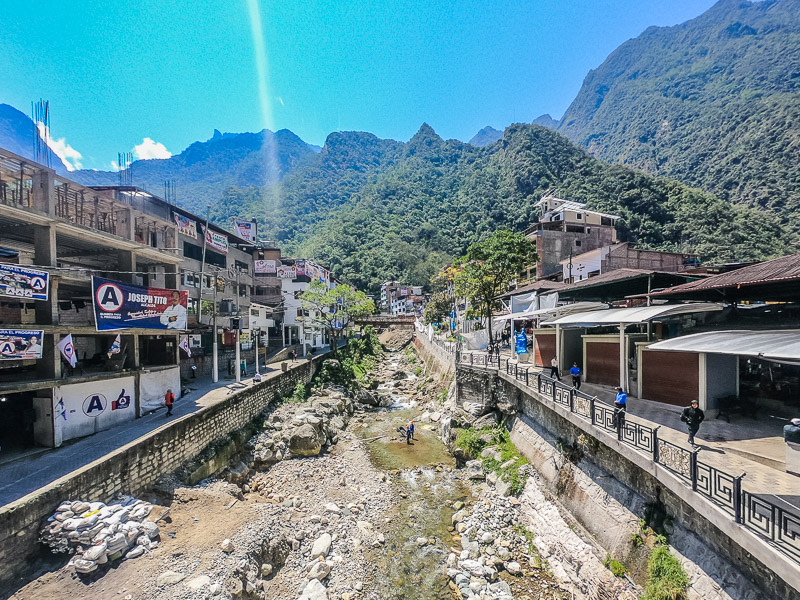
557 0 800 230
70 128 319 215
468 126 504 147
223 123 790 293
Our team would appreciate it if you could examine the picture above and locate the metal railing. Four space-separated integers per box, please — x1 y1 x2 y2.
458 350 800 564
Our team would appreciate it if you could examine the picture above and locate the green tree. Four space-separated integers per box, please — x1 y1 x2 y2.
454 230 537 345
300 281 375 355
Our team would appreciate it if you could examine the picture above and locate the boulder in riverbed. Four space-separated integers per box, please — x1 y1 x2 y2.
288 424 322 456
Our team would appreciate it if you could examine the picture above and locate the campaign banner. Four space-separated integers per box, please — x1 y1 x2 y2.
295 260 306 276
0 264 49 301
92 276 189 331
173 212 197 239
233 219 257 242
277 266 296 279
0 329 44 360
203 227 229 254
254 259 276 274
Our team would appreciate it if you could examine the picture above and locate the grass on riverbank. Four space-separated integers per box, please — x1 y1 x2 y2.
642 546 689 600
455 426 529 496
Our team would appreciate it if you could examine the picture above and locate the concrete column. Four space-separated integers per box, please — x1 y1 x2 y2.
698 352 708 410
32 170 55 215
619 324 626 390
37 333 61 379
164 263 178 290
117 250 137 284
125 334 139 368
116 207 134 241
34 225 58 326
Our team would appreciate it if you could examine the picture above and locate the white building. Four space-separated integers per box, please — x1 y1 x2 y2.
279 260 336 353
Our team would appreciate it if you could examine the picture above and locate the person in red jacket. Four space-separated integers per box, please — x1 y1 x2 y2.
164 388 175 417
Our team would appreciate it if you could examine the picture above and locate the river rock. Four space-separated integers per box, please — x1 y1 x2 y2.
495 478 512 497
186 575 211 590
307 560 331 580
221 538 235 553
356 388 378 406
311 533 332 559
466 460 485 480
473 411 500 429
505 561 522 576
157 571 186 585
298 579 328 600
289 424 322 456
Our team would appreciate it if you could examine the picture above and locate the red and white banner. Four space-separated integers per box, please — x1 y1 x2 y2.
254 259 276 274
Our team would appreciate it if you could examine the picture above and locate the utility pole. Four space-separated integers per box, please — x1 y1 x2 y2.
212 268 218 383
198 205 211 323
235 266 242 383
254 327 260 376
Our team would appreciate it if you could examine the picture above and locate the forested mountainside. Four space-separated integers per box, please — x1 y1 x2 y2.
557 0 800 230
70 128 319 215
219 123 791 293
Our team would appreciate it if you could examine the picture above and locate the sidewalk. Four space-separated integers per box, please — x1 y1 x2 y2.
483 353 800 509
0 356 313 508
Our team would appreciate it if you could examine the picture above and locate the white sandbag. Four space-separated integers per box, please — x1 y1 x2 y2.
61 518 80 531
73 559 97 574
106 532 127 553
141 521 159 539
125 546 145 559
71 501 90 514
82 543 107 561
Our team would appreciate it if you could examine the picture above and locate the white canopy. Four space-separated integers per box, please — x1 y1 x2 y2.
646 330 800 363
542 303 723 327
492 301 608 324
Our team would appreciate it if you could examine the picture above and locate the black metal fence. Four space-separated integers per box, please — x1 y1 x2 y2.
457 351 800 564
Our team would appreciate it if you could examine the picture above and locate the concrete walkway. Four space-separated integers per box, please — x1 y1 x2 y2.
476 351 800 510
0 356 313 508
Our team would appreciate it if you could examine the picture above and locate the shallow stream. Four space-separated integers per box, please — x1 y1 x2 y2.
357 351 468 599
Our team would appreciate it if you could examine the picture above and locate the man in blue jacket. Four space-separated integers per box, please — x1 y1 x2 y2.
570 363 582 390
613 386 627 428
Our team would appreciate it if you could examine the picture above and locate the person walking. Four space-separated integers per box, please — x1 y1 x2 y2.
164 388 175 417
570 363 582 390
291 349 297 362
681 399 705 446
613 386 627 428
550 357 560 380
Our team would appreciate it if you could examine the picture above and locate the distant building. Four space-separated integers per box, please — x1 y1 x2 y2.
560 242 699 283
380 281 422 312
523 195 619 280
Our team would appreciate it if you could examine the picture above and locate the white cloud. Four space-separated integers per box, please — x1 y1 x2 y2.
133 137 172 160
109 161 120 171
276 96 285 107
36 122 83 171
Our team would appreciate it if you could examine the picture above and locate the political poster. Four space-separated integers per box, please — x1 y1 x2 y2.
254 259 276 274
233 219 257 242
53 376 136 443
203 226 229 254
0 329 44 360
57 334 78 367
0 264 49 301
173 212 197 239
295 260 306 276
92 276 189 331
277 265 296 279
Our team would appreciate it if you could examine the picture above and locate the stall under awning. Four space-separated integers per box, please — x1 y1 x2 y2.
542 302 724 327
646 330 800 364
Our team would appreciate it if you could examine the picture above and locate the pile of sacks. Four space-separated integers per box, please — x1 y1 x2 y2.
40 497 160 574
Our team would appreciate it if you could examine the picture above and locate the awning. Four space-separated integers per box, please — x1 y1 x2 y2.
493 302 609 323
542 302 724 327
646 330 800 363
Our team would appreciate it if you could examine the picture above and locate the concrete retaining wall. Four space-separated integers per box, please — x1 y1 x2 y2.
0 355 324 592
456 364 800 600
413 334 455 381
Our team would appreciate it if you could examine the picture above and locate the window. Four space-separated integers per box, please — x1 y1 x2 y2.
251 308 260 316
576 240 582 247
182 241 226 268
235 260 249 274
576 213 583 220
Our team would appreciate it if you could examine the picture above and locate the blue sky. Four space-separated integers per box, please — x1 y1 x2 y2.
0 0 718 170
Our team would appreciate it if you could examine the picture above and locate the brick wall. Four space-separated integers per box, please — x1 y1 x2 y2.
0 354 325 592
456 365 800 600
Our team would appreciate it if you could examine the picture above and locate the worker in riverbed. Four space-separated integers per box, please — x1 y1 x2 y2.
406 426 413 445
408 420 415 440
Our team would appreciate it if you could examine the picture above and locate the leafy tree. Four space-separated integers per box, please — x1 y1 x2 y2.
423 293 453 325
300 281 375 355
454 230 537 345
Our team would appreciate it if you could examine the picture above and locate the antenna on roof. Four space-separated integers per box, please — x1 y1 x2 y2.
118 152 133 186
31 99 51 168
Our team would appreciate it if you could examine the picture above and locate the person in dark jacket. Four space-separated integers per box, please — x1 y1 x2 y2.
681 400 705 446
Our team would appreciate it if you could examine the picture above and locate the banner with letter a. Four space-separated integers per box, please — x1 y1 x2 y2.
92 276 189 331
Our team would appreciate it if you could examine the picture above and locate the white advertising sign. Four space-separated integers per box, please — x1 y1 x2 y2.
277 266 296 279
254 259 276 274
53 376 136 444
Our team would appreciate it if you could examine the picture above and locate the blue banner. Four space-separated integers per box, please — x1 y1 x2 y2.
515 330 528 354
0 329 44 360
92 276 188 331
0 264 49 301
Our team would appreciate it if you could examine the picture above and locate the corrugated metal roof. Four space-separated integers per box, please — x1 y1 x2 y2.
542 302 723 327
646 330 800 361
497 279 566 299
493 301 608 322
649 253 800 297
